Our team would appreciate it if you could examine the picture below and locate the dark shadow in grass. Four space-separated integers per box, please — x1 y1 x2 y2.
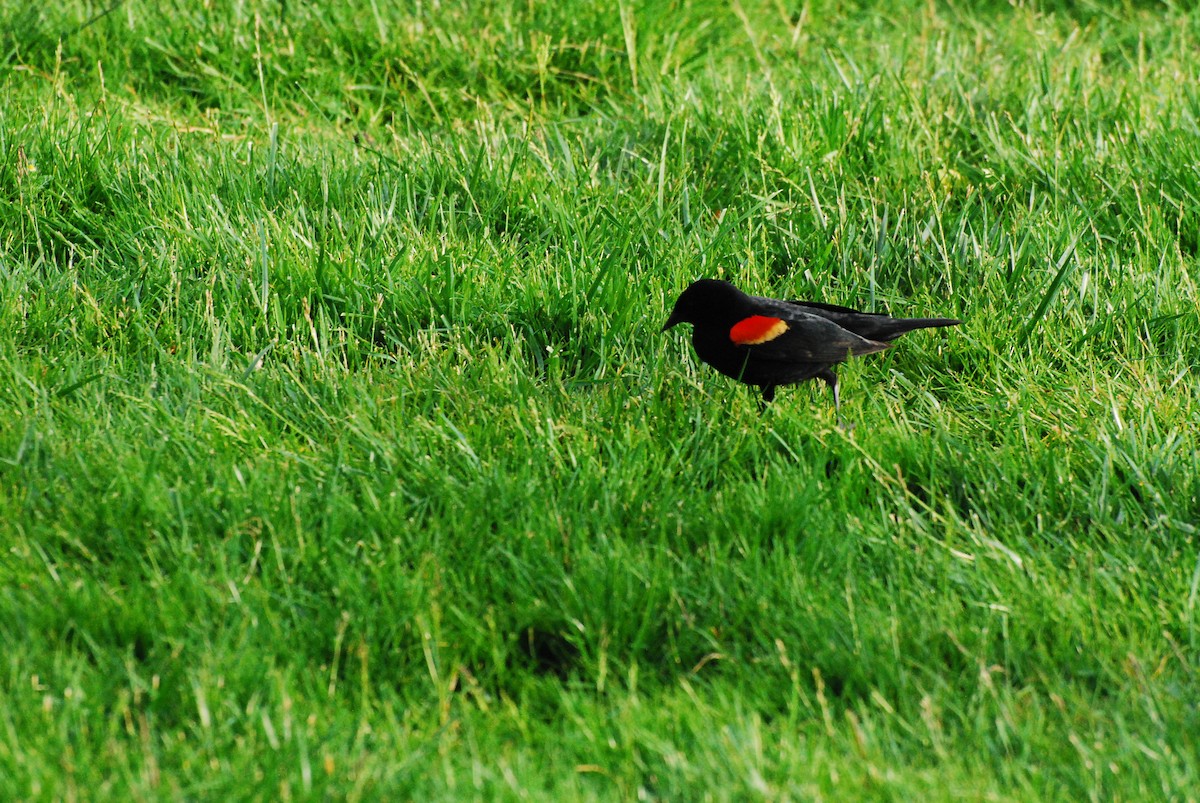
510 305 605 383
824 672 847 699
513 623 582 679
824 455 842 479
903 475 932 509
0 7 52 66
1167 209 1200 258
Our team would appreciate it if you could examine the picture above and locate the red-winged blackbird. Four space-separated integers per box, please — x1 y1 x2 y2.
662 279 960 411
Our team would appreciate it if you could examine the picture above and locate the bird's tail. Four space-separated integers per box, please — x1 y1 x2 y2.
850 316 960 342
789 301 961 342
886 317 961 337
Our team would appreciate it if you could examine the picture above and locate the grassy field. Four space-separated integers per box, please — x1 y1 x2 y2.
2 0 1199 799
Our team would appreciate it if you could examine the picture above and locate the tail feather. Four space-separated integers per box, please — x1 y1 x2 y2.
878 317 961 340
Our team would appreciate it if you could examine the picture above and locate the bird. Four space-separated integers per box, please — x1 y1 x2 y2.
661 278 960 413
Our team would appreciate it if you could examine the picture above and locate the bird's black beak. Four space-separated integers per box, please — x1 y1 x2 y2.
661 312 681 333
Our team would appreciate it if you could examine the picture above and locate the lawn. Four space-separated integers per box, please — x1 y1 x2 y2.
2 0 1198 799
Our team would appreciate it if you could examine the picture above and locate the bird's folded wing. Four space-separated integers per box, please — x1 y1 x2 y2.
731 306 890 362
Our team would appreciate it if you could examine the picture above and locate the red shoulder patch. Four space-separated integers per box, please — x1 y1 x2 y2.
730 315 789 345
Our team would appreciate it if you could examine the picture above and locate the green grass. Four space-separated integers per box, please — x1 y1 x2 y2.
2 0 1199 798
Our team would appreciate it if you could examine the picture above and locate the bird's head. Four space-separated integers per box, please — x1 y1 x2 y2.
661 279 742 332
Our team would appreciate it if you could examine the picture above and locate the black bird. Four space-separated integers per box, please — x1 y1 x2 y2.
662 279 960 412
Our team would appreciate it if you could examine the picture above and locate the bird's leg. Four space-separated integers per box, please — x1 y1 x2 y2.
817 368 846 428
758 384 776 413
